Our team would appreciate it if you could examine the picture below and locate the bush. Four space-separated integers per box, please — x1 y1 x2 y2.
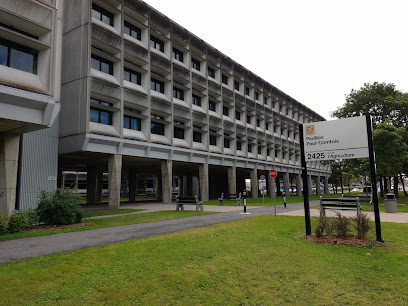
314 216 328 238
333 212 351 239
36 188 85 225
26 209 40 229
353 213 371 239
8 212 29 233
0 213 8 234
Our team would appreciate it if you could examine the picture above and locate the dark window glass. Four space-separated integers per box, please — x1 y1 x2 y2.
265 123 269 130
209 101 216 112
208 67 215 78
92 3 113 26
267 149 270 156
124 115 141 131
224 137 230 148
151 121 165 135
210 135 217 146
174 126 184 139
248 144 252 153
245 87 250 96
91 54 113 75
223 106 229 116
173 48 183 62
247 115 251 124
234 81 239 90
124 67 141 85
257 119 260 127
237 141 242 151
150 35 164 52
258 147 262 154
255 92 259 100
235 111 241 120
275 150 279 158
0 38 38 74
192 94 201 106
193 131 202 143
124 21 141 40
222 74 228 85
151 78 164 93
173 87 184 100
264 97 268 104
192 58 200 71
90 107 112 125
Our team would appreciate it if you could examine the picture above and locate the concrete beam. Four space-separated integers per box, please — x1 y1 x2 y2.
108 154 122 209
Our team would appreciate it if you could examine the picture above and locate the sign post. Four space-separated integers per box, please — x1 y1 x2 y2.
299 115 382 241
269 169 278 215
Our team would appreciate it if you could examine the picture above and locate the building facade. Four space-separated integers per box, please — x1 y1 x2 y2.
58 0 330 208
0 0 62 216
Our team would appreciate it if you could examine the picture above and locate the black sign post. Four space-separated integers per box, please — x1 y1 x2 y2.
299 123 311 235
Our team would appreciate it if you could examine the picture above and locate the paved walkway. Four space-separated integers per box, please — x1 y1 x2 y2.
0 201 406 263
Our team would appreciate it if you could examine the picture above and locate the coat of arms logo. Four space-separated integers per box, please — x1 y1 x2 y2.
305 125 315 136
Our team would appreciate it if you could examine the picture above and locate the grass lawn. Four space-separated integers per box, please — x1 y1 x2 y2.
0 215 407 304
0 211 213 241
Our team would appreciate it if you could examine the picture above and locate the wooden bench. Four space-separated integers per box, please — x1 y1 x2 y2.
320 196 362 217
176 195 204 211
218 192 242 206
342 194 373 211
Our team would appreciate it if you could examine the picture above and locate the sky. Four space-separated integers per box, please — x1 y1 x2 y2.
143 0 408 120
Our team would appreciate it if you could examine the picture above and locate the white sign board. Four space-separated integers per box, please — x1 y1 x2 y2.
303 116 369 161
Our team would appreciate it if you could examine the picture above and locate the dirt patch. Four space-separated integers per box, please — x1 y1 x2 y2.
304 234 384 248
31 223 94 231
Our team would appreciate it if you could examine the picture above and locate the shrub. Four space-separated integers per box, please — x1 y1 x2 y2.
333 212 351 239
8 212 29 233
36 188 85 225
353 213 371 239
0 213 8 234
26 209 40 229
314 216 328 238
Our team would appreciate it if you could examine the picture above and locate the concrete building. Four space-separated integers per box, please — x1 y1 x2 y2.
58 0 330 208
0 0 62 216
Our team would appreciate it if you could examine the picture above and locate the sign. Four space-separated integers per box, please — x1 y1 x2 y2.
269 169 277 178
303 116 369 161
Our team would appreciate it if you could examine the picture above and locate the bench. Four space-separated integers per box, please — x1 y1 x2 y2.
176 195 204 211
342 194 373 211
320 196 362 217
218 192 242 206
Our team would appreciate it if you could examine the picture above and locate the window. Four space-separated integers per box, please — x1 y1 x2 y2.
210 135 217 146
151 115 165 135
124 68 141 85
208 66 215 78
0 38 38 74
124 115 141 131
235 111 241 120
255 92 259 101
91 54 113 75
151 78 164 93
223 106 229 116
192 58 200 71
274 125 278 133
275 150 279 158
174 126 184 139
258 146 262 155
222 74 228 85
234 81 240 91
265 123 269 130
124 21 141 40
192 94 201 106
150 35 164 52
245 87 250 96
92 3 113 26
237 141 242 151
193 131 202 143
264 97 268 105
173 87 184 100
173 48 183 62
257 119 260 127
267 149 270 156
90 98 113 125
209 101 216 112
248 144 252 153
247 115 251 124
224 137 230 148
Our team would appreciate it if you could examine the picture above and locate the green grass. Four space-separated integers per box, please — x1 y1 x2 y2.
84 208 143 217
0 211 213 241
0 215 407 304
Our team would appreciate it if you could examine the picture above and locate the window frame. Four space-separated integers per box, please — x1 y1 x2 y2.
124 21 141 40
150 35 164 52
222 74 228 85
151 78 164 93
193 131 202 143
209 135 217 146
0 38 38 75
91 54 113 75
191 58 201 71
192 94 201 107
123 115 141 131
124 67 141 85
173 86 184 101
92 3 114 26
90 98 113 125
209 100 216 112
174 126 185 139
208 66 215 78
172 47 184 62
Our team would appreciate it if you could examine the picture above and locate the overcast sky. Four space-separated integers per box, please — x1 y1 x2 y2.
143 0 408 120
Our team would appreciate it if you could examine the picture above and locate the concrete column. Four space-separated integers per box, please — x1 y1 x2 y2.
227 166 237 195
283 172 290 197
192 177 199 196
199 163 209 201
95 170 103 202
250 169 258 198
324 177 329 195
316 175 321 195
161 160 173 204
128 168 137 202
0 134 20 217
108 154 122 209
296 174 302 196
267 176 276 197
308 175 313 195
87 166 97 204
